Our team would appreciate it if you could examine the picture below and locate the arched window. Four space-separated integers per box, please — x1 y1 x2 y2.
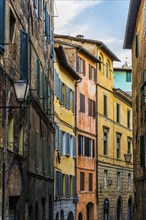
128 197 133 220
78 212 83 220
61 210 64 220
99 53 104 73
104 198 109 220
56 212 59 220
117 197 123 220
67 212 74 220
86 202 94 220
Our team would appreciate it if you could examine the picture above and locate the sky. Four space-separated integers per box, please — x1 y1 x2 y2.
54 0 131 68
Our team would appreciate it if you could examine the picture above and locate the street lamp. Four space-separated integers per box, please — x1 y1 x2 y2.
124 153 132 164
2 78 29 220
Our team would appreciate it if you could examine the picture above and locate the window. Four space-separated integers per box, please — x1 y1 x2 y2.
116 103 120 123
19 125 23 155
103 130 108 155
20 30 28 80
8 117 14 150
9 10 16 43
117 172 120 189
99 53 104 73
135 33 139 58
103 95 107 116
126 72 132 82
88 98 96 117
55 124 59 150
127 110 131 128
0 0 6 53
89 64 96 81
35 130 39 170
80 172 85 191
65 175 70 197
56 171 62 197
128 173 131 189
76 55 86 75
106 62 109 78
78 135 94 157
36 59 40 97
42 137 46 173
44 2 51 43
128 139 131 154
34 0 42 18
80 94 85 112
70 135 76 158
89 173 93 191
116 135 121 159
104 170 107 189
99 56 102 71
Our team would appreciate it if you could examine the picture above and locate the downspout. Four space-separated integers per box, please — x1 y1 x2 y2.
96 63 99 205
74 78 82 213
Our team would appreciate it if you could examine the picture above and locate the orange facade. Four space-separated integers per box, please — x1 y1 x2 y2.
76 51 98 220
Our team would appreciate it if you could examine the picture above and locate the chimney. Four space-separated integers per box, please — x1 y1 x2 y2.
76 34 84 38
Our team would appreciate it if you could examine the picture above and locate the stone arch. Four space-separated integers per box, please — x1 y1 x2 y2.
8 159 22 196
86 202 94 220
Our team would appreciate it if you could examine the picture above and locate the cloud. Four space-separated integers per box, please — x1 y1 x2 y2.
54 0 102 34
102 38 123 44
114 49 131 68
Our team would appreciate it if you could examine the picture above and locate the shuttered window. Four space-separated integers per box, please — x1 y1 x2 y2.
45 3 51 42
56 171 62 197
0 0 6 53
50 30 54 58
80 172 85 191
116 135 121 159
42 137 46 173
116 103 120 123
65 175 70 197
94 68 97 82
72 91 75 113
42 72 46 107
103 130 108 155
89 64 92 80
135 33 139 58
20 30 28 80
54 70 59 98
127 110 131 128
126 72 132 82
89 173 93 191
66 133 70 156
140 135 145 167
38 0 43 18
103 95 107 116
83 59 86 76
72 176 76 197
35 130 39 170
80 94 85 112
59 130 62 151
66 86 70 109
55 125 59 150
73 136 76 158
36 59 40 97
76 54 79 72
45 77 49 110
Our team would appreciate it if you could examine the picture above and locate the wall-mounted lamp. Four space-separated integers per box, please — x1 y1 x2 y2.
13 80 29 102
124 153 132 164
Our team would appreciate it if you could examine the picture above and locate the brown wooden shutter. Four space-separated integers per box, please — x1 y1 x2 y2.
80 172 84 191
89 173 93 191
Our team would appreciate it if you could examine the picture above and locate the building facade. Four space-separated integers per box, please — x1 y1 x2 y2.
55 34 133 220
53 43 81 220
0 0 54 219
124 0 146 219
114 66 132 96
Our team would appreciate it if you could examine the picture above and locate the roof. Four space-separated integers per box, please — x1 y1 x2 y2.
55 34 120 62
114 88 132 106
114 67 132 72
54 44 81 80
123 0 141 49
55 40 101 63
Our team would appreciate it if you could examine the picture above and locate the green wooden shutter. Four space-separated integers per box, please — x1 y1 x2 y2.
66 133 70 155
33 0 37 8
72 176 76 197
59 130 62 151
55 125 59 150
60 172 62 197
20 30 28 80
65 175 70 197
140 135 145 167
73 136 76 158
56 171 60 197
35 130 39 170
0 0 6 53
72 91 75 113
89 173 93 191
42 137 46 173
38 0 42 18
